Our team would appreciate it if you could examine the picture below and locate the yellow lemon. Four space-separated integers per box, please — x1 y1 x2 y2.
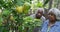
16 6 23 13
10 16 14 21
23 2 30 14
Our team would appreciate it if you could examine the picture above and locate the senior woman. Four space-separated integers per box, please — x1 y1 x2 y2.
41 8 60 32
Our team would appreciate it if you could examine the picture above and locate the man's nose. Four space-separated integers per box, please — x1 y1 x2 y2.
38 13 41 15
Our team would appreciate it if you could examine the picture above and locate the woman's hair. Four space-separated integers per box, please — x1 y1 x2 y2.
48 8 60 20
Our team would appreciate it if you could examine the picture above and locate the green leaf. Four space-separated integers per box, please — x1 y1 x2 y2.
36 2 43 7
0 17 3 26
18 26 22 32
16 0 24 6
2 9 11 16
43 0 50 6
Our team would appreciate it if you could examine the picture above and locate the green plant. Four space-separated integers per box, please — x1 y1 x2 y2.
23 16 42 32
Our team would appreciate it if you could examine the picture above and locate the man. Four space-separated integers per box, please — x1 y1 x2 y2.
30 8 46 32
30 8 46 22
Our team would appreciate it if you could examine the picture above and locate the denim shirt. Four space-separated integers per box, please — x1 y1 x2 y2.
41 20 60 32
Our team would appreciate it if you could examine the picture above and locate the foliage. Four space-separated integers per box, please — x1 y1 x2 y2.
0 0 31 32
36 2 43 7
23 16 42 32
43 0 50 7
0 0 46 32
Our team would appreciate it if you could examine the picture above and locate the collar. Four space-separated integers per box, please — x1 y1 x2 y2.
47 20 60 27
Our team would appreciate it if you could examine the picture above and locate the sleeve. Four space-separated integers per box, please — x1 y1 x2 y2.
30 14 35 19
41 16 46 22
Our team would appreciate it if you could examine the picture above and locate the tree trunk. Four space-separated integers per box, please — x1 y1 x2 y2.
56 0 59 8
57 0 60 10
48 0 53 10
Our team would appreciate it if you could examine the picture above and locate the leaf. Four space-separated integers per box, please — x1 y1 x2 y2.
0 17 3 22
43 0 50 6
18 26 22 32
0 17 3 26
16 0 24 6
2 9 11 16
36 2 43 7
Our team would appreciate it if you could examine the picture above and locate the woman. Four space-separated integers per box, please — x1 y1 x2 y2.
41 8 60 32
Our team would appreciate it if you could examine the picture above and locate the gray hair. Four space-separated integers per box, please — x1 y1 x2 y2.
35 8 44 14
48 8 60 20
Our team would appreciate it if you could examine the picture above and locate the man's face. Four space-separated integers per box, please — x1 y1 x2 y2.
36 10 43 19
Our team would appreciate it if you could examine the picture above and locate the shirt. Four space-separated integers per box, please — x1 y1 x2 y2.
41 20 60 32
30 14 46 22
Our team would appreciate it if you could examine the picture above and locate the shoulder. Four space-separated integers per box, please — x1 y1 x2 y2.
55 21 60 26
30 14 35 18
41 16 46 21
30 14 35 17
55 21 60 32
41 16 46 19
42 20 49 26
43 20 49 24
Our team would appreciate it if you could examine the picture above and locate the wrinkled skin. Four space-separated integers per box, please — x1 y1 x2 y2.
48 12 56 25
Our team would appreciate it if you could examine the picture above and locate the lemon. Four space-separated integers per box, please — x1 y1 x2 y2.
16 6 23 13
23 2 30 14
10 15 14 21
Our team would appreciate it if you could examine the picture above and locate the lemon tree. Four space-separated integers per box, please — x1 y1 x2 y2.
0 0 44 32
23 16 42 32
